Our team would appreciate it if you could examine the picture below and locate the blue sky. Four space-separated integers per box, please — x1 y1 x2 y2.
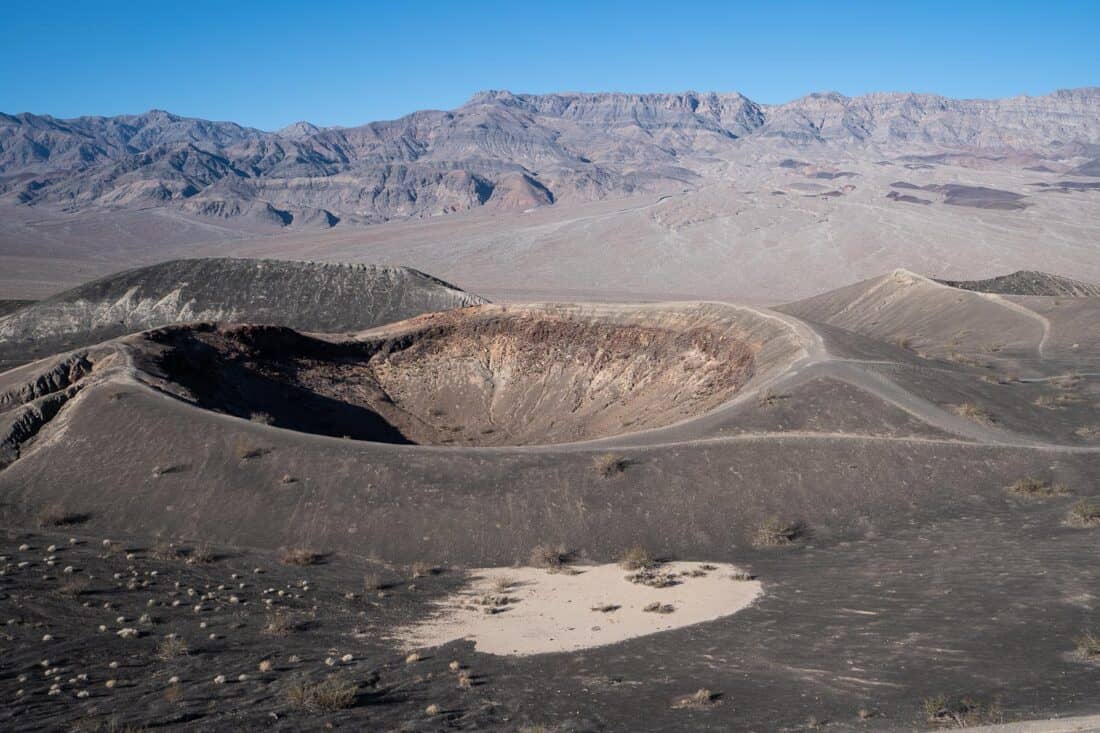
1 1 1097 130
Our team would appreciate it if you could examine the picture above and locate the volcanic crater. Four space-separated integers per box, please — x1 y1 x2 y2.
140 303 796 446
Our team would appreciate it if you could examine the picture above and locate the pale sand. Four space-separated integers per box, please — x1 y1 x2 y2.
396 562 762 656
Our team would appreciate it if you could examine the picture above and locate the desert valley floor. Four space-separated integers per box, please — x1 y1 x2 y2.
1 259 1099 731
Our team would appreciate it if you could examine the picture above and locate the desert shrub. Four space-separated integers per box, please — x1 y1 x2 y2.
950 403 994 425
411 561 437 578
618 544 656 571
529 543 572 569
753 517 808 547
263 612 298 636
285 676 357 713
36 503 87 527
281 548 321 566
757 390 791 408
58 576 90 598
643 601 675 614
1068 499 1100 527
249 411 275 425
232 435 267 460
922 694 1003 727
187 543 216 564
1076 631 1100 658
152 540 182 561
1008 477 1069 497
156 637 189 661
593 453 628 477
664 686 717 708
363 573 386 591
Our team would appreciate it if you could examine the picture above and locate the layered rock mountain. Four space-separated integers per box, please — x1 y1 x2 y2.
2 88 1099 226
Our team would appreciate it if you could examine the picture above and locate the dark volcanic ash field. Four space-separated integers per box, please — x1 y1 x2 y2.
1 260 1100 731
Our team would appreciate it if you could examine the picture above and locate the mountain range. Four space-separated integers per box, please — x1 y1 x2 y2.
3 88 1099 227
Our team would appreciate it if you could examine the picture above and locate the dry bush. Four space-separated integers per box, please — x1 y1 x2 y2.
249 411 275 425
156 637 189 661
285 676 357 713
232 435 267 460
1068 499 1100 527
263 612 298 636
152 540 182 561
281 547 321 566
626 568 678 587
363 573 386 591
492 577 516 592
58 576 91 598
411 561 437 578
671 688 718 709
36 503 87 528
593 453 628 477
187 543 216 564
950 403 994 425
618 544 656 571
529 543 572 570
643 601 675 614
1076 631 1100 658
757 390 791 408
922 694 1003 727
753 517 808 547
1007 477 1069 498
1074 425 1100 440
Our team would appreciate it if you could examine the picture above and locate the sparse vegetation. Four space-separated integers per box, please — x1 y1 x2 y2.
757 390 791 408
281 547 322 566
593 452 628 477
152 540 181 561
922 694 1003 727
35 503 87 528
643 601 675 614
232 435 268 460
156 637 189 660
950 403 994 425
626 567 678 587
285 676 357 713
1007 477 1069 498
58 576 90 598
618 544 656 571
1076 631 1100 659
263 612 297 636
1034 393 1080 410
671 688 717 709
187 543 216 564
1068 499 1100 527
411 561 437 578
753 517 808 547
529 543 572 570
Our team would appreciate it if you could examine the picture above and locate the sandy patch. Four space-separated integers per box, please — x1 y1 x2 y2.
396 562 762 656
